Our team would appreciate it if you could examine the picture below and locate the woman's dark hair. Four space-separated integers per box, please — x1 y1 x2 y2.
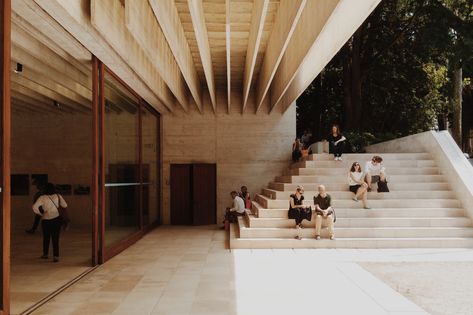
44 183 56 195
350 162 361 172
372 155 383 163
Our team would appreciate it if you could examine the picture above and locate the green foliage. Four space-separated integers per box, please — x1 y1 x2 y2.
344 131 401 153
296 0 473 150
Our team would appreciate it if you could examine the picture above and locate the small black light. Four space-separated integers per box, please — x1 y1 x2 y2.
14 63 23 73
53 101 60 108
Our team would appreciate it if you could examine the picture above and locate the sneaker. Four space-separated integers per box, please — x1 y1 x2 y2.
334 157 338 161
315 235 321 240
338 157 342 161
364 206 371 209
352 197 358 202
294 235 301 240
53 257 59 263
330 235 335 240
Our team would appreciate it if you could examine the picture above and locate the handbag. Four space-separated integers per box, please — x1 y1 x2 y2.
377 180 390 192
301 207 312 221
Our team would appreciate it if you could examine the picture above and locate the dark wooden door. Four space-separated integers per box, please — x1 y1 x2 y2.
170 164 192 225
192 164 216 225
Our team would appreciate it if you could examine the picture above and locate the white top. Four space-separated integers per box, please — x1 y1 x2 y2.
364 161 386 176
348 171 364 186
230 196 246 214
32 194 68 220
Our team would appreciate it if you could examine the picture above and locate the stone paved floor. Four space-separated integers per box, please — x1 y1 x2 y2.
361 262 473 315
29 226 473 314
10 226 91 315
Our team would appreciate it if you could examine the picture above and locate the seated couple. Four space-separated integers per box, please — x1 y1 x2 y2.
288 185 335 240
224 186 252 224
348 155 388 209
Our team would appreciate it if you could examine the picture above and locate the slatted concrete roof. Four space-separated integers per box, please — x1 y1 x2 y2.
12 0 381 115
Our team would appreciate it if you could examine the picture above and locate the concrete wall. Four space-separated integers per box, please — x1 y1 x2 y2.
11 112 93 228
366 131 473 219
161 92 296 224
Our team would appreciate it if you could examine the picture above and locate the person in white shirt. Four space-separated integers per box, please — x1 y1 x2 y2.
364 156 387 191
224 191 246 223
348 162 370 209
32 183 68 263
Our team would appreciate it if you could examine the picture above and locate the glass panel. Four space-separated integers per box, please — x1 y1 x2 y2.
142 106 159 226
104 73 140 247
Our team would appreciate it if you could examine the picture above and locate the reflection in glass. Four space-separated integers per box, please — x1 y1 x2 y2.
142 106 159 226
104 73 140 247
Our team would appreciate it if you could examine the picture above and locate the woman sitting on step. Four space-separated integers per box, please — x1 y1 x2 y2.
348 162 370 209
288 186 312 240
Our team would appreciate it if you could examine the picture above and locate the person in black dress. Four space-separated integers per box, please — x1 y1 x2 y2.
288 186 312 240
292 138 303 162
327 124 346 161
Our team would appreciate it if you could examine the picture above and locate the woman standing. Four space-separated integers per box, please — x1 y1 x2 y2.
327 124 346 161
288 186 312 240
292 138 302 162
32 183 68 262
348 162 370 209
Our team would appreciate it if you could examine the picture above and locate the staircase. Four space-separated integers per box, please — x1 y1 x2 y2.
230 153 473 249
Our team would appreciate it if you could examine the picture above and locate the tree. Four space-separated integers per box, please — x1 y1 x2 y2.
296 0 473 152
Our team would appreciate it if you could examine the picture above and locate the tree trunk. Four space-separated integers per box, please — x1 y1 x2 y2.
351 28 362 131
452 65 462 147
343 43 353 130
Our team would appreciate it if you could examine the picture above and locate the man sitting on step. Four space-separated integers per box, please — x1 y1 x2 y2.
313 185 335 240
364 155 387 192
224 191 246 224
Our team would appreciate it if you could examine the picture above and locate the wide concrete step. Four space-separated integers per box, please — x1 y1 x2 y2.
255 206 466 219
248 216 472 228
307 153 431 161
239 226 473 239
261 188 455 200
230 236 473 249
292 159 436 169
275 174 445 184
255 194 461 209
285 167 439 176
268 182 450 192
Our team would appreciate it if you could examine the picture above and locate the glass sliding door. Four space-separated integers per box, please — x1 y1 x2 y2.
141 105 159 226
103 72 140 248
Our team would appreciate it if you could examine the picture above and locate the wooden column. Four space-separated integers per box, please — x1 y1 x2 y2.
98 62 105 265
0 0 10 313
92 56 99 266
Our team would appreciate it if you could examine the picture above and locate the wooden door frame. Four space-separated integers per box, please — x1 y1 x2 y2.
97 66 161 263
92 56 100 266
1 0 10 313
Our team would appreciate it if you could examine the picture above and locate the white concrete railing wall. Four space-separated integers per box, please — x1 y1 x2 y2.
366 130 473 219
